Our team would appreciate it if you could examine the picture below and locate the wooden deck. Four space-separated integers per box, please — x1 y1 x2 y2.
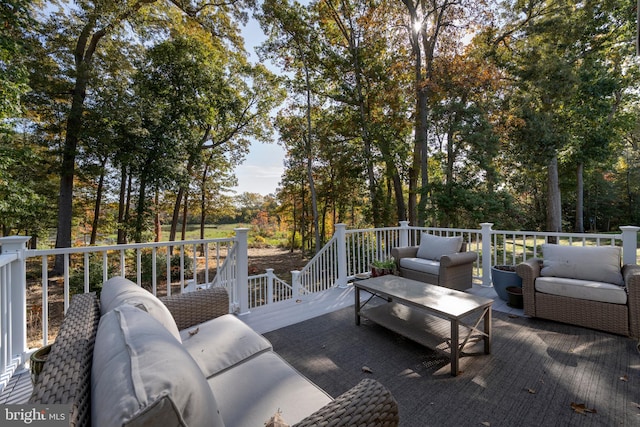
0 282 519 405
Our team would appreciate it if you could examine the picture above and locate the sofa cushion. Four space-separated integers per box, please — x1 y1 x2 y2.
540 244 624 286
100 276 181 342
535 276 628 305
416 233 463 261
91 305 224 427
208 352 332 426
399 257 440 275
181 313 272 378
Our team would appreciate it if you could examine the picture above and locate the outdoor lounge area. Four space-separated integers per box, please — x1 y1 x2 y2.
1 282 638 426
1 223 639 426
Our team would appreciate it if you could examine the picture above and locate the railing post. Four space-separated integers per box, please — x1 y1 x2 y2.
399 221 410 247
480 223 493 287
234 228 250 315
1 236 31 366
335 224 349 288
620 226 639 265
266 268 275 304
291 270 301 300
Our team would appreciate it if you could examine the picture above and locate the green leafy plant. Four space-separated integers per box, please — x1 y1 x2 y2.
371 257 395 269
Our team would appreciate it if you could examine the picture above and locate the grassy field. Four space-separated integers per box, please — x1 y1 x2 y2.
160 223 291 248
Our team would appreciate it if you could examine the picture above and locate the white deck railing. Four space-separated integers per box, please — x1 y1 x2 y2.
1 223 638 393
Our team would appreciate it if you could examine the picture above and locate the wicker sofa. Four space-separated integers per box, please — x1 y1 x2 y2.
391 233 477 291
29 277 399 427
516 244 640 338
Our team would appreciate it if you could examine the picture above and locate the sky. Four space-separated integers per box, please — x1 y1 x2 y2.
231 17 286 196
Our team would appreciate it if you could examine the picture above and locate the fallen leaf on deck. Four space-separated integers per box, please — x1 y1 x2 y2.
188 327 199 336
631 402 640 410
570 402 597 415
296 299 302 303
481 421 490 426
619 375 628 382
362 366 373 374
526 388 536 394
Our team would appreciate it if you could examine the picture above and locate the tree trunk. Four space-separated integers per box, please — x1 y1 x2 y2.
546 154 562 233
134 175 147 243
154 190 161 242
53 67 89 271
302 62 320 253
117 164 128 244
181 191 188 241
574 162 584 232
90 157 108 245
170 186 185 242
200 164 209 241
124 173 133 242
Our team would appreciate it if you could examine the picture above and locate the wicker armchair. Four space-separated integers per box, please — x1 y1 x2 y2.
30 287 399 427
516 259 640 338
391 243 477 291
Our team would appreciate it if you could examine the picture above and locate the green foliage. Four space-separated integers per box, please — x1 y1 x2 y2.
140 251 194 284
371 257 395 270
69 254 116 295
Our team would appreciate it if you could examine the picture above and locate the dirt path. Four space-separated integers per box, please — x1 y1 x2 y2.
247 248 309 283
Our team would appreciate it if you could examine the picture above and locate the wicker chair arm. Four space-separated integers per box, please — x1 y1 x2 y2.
516 258 542 317
160 286 229 330
391 246 418 270
391 246 418 260
293 379 399 427
439 251 477 267
623 264 640 338
29 292 101 427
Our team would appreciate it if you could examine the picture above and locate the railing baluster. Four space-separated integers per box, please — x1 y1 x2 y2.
63 253 69 313
151 247 157 295
84 252 90 293
41 256 48 346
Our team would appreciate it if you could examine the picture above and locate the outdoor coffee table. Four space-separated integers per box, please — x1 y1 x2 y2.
355 275 493 376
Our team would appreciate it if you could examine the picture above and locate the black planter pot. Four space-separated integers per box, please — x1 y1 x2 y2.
491 265 522 301
506 286 524 309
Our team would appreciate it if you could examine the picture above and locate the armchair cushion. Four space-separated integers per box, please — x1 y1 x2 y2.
399 257 440 275
208 351 332 426
416 233 463 261
540 244 624 286
181 313 272 378
100 276 182 342
91 305 223 427
535 276 628 305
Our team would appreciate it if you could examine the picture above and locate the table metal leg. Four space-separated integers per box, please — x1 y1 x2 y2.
450 319 459 376
484 307 492 354
355 286 361 326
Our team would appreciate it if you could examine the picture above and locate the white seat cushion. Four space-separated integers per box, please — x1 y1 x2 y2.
416 233 463 260
535 276 627 305
181 313 272 378
91 305 224 427
100 276 181 342
399 257 440 275
540 244 624 286
208 351 331 426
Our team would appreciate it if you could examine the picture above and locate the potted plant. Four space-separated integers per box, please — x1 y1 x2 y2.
370 257 396 277
491 265 522 302
30 344 52 385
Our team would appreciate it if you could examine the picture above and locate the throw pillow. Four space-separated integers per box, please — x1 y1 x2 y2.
100 276 181 342
416 233 463 261
540 244 624 286
91 305 224 427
